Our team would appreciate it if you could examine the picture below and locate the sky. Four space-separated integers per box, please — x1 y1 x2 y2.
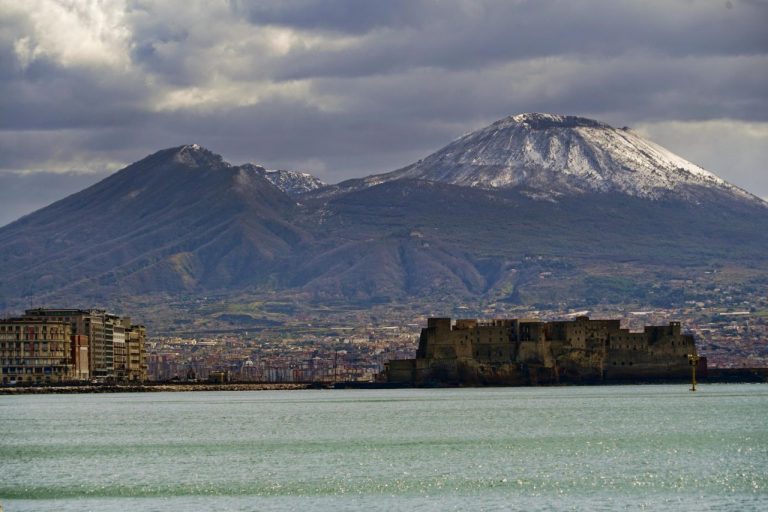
0 0 766 226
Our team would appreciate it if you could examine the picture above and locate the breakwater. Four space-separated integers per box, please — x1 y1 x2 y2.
2 368 766 395
0 382 315 395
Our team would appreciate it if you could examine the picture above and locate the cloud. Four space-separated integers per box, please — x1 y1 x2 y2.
229 0 431 35
259 0 768 81
6 0 131 70
0 0 766 223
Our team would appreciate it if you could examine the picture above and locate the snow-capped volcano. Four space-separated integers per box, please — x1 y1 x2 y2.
360 113 762 204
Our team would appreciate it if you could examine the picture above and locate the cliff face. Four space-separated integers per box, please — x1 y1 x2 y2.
387 316 697 386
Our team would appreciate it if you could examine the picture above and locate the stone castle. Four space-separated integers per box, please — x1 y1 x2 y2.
385 316 701 386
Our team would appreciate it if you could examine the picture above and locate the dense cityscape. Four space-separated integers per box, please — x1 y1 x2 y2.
2 285 766 387
143 308 766 384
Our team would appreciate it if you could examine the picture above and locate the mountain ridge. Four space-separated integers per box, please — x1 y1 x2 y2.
1 113 766 311
239 163 325 197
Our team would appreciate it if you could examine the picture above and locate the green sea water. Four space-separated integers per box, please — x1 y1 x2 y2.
1 385 766 511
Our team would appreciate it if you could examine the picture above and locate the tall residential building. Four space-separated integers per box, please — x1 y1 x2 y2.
113 318 127 381
20 308 147 382
125 324 147 382
0 318 79 385
72 334 90 380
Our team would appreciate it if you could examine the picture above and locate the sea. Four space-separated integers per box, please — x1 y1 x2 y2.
1 384 766 511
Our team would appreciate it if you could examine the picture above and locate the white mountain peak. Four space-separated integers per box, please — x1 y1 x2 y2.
370 113 761 204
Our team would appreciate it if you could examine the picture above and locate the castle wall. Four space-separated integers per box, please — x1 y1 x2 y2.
388 316 700 386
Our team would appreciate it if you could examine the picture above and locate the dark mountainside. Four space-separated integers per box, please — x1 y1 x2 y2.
0 145 309 303
1 114 767 311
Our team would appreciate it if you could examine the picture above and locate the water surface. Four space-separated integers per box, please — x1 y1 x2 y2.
1 385 766 511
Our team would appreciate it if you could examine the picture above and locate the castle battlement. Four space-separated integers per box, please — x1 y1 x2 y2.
387 316 701 386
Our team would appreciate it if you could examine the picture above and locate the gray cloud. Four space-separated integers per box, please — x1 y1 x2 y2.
0 0 766 224
229 0 430 35
262 0 768 81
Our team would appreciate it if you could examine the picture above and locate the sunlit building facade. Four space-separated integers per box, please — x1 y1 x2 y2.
0 308 147 384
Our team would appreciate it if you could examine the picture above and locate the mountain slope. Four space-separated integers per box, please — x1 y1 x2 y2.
0 145 310 300
293 177 768 302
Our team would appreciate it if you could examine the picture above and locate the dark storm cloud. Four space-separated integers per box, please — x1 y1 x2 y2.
0 65 149 130
1 0 767 224
263 0 768 80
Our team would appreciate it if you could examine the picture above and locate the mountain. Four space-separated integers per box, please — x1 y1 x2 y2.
331 113 763 205
1 115 767 313
0 144 310 303
294 113 768 303
240 163 325 196
295 177 767 303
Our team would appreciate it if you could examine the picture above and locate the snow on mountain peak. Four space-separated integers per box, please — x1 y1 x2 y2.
373 113 761 204
241 163 325 196
507 113 607 129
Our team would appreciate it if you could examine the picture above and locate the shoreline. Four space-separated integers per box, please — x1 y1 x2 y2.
2 371 767 395
0 382 319 394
